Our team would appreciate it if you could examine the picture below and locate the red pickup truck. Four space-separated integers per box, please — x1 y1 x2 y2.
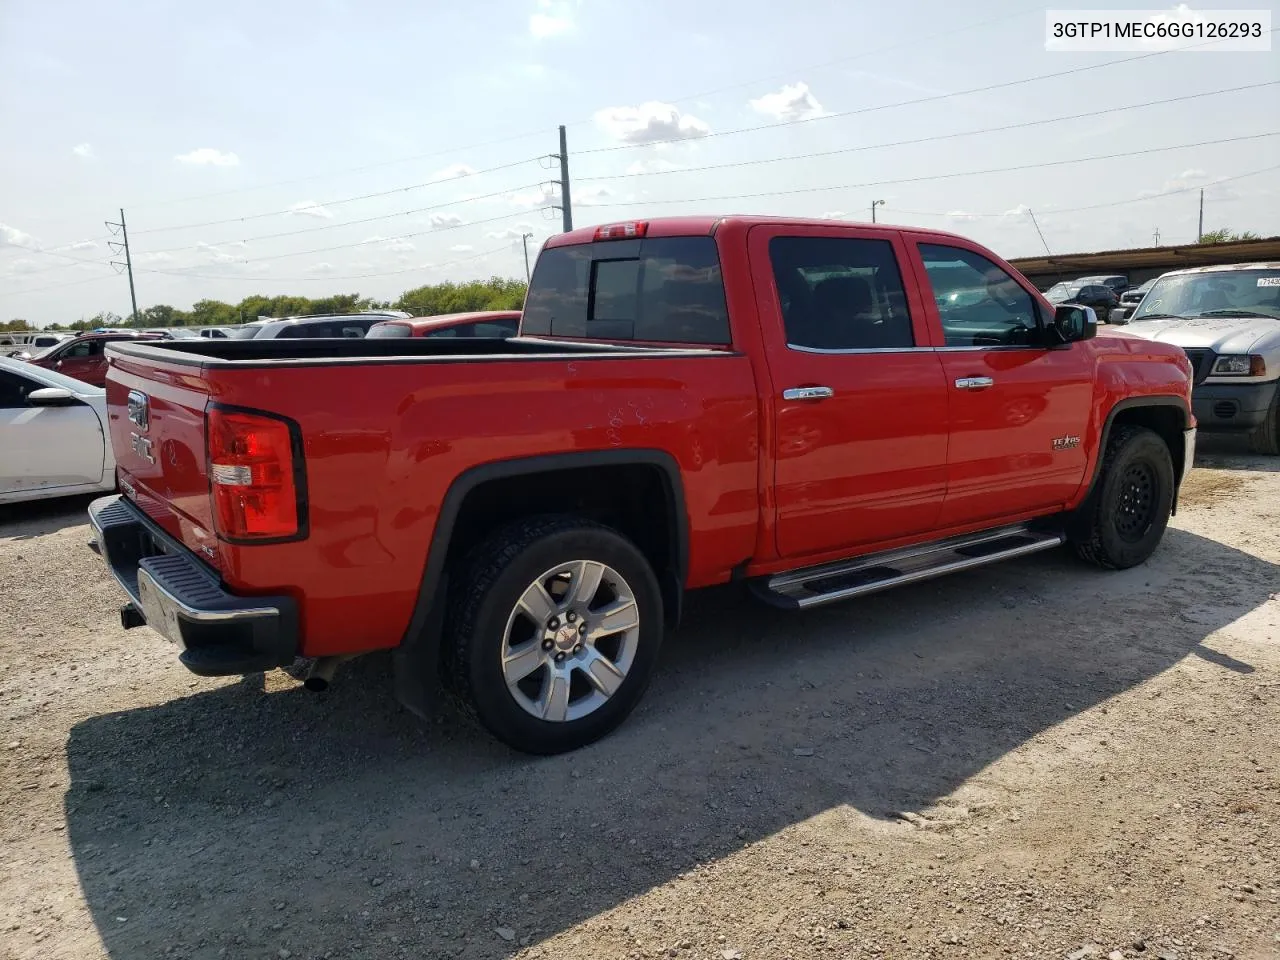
88 217 1195 754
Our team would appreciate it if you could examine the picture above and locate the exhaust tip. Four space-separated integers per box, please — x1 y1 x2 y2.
303 676 330 693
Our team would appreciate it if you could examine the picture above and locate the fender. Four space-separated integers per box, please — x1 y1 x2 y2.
392 449 689 718
1072 395 1191 523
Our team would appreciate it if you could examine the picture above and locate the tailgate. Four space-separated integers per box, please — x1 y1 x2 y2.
105 346 222 568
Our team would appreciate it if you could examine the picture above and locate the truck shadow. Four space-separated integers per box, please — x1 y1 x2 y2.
64 527 1276 960
0 493 99 541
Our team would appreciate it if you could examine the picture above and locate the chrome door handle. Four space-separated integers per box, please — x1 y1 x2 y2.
954 376 994 390
782 386 834 401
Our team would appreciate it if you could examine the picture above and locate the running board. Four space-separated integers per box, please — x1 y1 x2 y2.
752 524 1066 610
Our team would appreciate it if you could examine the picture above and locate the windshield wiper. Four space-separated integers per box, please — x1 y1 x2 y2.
1196 309 1278 320
1131 312 1186 321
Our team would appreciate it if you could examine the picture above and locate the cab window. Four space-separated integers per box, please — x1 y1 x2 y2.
917 244 1040 347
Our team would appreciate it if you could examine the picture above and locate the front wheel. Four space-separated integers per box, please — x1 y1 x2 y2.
1247 392 1280 456
1071 424 1175 569
443 517 663 754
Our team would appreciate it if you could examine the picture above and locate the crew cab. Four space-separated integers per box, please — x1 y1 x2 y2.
367 310 522 340
87 217 1195 754
1116 262 1280 453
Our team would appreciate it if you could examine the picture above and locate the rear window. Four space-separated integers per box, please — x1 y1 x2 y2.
367 322 412 339
522 236 731 345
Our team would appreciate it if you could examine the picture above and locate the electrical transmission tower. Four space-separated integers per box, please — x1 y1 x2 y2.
106 208 139 325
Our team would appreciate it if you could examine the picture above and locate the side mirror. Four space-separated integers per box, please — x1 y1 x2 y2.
1050 304 1097 344
1109 307 1131 325
27 387 78 407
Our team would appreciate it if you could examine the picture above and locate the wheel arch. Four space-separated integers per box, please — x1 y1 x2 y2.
393 450 688 718
1077 395 1190 521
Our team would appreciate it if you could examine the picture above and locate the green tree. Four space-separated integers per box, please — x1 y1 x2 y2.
1199 227 1262 244
0 319 36 332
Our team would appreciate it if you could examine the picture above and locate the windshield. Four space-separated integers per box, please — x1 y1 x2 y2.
1131 268 1280 322
1046 282 1081 300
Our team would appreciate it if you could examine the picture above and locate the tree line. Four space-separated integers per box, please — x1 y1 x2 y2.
2 276 527 333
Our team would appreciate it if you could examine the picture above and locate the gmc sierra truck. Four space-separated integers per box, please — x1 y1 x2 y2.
88 216 1195 754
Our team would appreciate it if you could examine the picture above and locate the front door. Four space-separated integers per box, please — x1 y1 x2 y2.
50 338 106 385
750 225 950 560
908 238 1093 529
0 370 104 495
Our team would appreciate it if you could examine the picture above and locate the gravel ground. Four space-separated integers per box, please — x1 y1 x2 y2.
1 443 1278 960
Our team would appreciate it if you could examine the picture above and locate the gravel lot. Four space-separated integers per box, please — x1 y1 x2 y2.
2 443 1278 960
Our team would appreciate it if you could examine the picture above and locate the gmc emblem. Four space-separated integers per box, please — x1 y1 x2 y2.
127 390 150 432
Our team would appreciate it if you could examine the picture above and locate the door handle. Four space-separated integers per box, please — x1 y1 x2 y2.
954 376 995 390
782 386 834 401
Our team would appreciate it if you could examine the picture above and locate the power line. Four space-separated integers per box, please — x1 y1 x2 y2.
585 131 1280 209
0 233 114 260
4 272 125 297
887 162 1280 219
131 156 547 235
576 82 1278 182
576 30 1279 155
138 182 547 255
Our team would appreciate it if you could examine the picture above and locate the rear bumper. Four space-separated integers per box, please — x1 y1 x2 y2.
88 495 299 676
1191 379 1278 431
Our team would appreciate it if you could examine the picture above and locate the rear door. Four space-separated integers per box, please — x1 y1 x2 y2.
748 224 950 559
907 237 1093 528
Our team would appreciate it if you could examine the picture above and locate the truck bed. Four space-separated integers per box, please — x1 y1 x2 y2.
107 336 723 367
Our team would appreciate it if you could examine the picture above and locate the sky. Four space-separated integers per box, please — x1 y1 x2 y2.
0 0 1277 324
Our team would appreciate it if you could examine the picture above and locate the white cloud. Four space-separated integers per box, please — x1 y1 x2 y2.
820 211 847 220
430 163 477 181
508 184 559 208
303 262 337 275
576 185 613 207
486 224 536 241
450 244 475 253
72 143 94 160
69 239 98 251
1002 205 1032 218
749 82 824 122
289 200 332 219
385 239 416 252
530 0 574 38
139 252 176 265
625 158 681 175
0 222 39 250
429 213 465 228
594 101 710 145
9 258 40 273
947 210 981 223
361 235 388 244
174 148 240 167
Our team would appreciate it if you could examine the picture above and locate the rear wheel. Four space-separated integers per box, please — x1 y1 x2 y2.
1072 425 1174 569
1247 393 1280 456
443 516 663 754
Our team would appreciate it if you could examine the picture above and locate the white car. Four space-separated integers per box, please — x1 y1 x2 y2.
0 356 116 504
1117 262 1280 454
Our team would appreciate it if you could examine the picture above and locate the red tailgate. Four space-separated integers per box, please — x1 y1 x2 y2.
105 347 222 569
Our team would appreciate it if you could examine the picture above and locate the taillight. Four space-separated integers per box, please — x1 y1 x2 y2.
593 221 648 241
207 406 304 541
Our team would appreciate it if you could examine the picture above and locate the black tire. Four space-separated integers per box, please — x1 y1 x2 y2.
1247 393 1280 456
443 516 664 755
1072 424 1175 570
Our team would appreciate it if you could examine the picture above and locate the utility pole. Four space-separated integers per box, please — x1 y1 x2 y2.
1197 188 1204 242
553 125 573 233
520 232 534 283
1027 209 1052 256
870 199 885 223
106 208 139 325
1153 226 1162 246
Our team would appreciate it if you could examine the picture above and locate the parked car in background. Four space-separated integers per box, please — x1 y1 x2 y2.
243 312 410 339
1076 274 1130 297
1 332 71 358
199 327 234 338
27 331 166 387
366 310 522 340
1045 281 1120 323
0 356 116 505
88 215 1193 754
1120 277 1157 308
1116 261 1280 453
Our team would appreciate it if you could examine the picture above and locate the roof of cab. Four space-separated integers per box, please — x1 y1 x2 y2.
1157 261 1280 278
543 215 980 249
